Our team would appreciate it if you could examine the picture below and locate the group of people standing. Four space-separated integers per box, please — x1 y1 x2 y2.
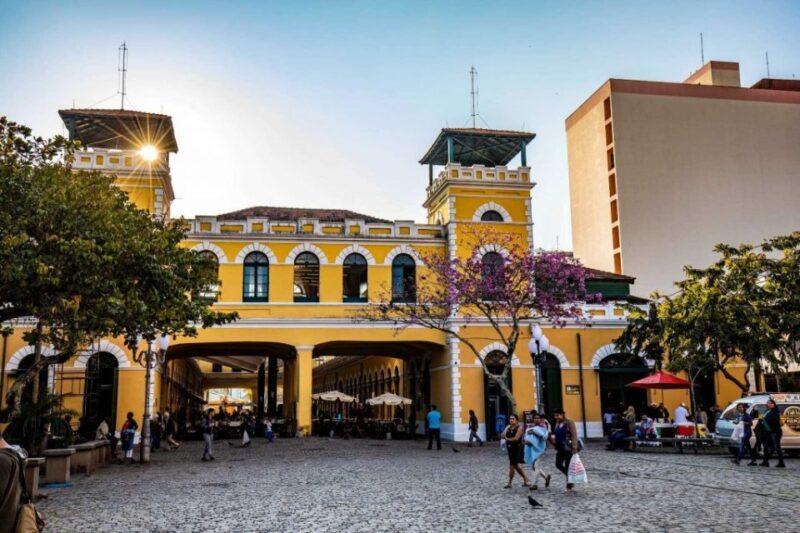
731 399 786 468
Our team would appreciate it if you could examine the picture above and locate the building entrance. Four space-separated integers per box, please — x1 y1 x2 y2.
598 353 649 417
483 350 512 440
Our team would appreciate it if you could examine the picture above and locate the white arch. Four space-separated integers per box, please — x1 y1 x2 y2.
285 243 329 265
334 244 376 265
234 242 279 264
192 241 228 263
473 201 511 222
545 344 570 369
476 243 511 259
474 342 520 367
590 343 654 369
384 244 423 266
73 340 131 369
5 345 57 372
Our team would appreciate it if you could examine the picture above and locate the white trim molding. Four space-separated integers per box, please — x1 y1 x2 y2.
191 241 229 263
73 340 131 369
285 243 329 265
234 242 279 264
589 343 654 369
5 345 57 372
476 243 510 259
472 201 511 222
475 342 520 366
334 244 376 265
384 244 423 266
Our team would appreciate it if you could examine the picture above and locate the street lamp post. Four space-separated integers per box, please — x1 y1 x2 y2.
135 334 170 464
529 325 550 415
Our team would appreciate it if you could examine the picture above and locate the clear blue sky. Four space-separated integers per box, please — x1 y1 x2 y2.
2 1 799 249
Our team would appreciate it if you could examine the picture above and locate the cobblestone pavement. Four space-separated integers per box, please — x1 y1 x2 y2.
38 438 799 532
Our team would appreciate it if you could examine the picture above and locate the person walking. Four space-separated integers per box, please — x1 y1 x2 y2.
761 398 786 468
151 412 163 452
426 405 442 451
501 414 530 489
201 408 215 462
264 417 275 443
731 403 756 466
552 408 579 493
120 412 138 465
163 410 181 450
468 409 483 447
523 412 551 491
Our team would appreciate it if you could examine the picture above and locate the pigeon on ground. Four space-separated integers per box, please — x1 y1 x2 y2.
451 446 460 453
528 496 543 508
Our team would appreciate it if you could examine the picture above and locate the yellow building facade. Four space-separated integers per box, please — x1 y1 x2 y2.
1 112 749 442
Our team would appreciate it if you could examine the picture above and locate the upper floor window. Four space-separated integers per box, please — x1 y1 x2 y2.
391 254 416 303
196 250 220 301
480 210 504 222
343 253 368 303
243 251 269 302
294 252 320 302
481 251 504 300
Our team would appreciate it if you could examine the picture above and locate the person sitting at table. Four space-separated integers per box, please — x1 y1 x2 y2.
645 403 660 420
606 415 629 451
674 402 689 425
656 402 670 421
636 415 656 440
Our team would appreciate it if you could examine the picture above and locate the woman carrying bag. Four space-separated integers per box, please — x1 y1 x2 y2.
551 408 586 494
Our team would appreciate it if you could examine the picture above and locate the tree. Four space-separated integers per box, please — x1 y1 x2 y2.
359 229 597 414
0 117 237 453
614 232 800 397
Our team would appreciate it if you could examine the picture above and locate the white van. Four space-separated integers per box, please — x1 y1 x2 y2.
714 393 800 455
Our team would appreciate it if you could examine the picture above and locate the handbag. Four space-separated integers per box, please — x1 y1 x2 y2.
12 453 45 533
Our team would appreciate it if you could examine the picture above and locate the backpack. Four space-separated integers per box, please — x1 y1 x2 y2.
0 448 44 532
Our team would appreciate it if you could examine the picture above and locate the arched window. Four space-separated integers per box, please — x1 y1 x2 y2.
243 252 269 302
83 352 119 431
196 250 220 301
480 210 504 222
294 252 320 302
17 354 50 405
481 251 504 300
343 253 368 303
391 254 416 303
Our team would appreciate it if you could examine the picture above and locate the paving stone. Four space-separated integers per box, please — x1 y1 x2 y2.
36 438 800 532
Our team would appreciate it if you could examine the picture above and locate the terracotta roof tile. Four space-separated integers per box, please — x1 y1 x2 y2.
217 206 391 224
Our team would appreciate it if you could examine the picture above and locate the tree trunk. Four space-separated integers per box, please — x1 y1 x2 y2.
487 373 517 417
717 362 748 395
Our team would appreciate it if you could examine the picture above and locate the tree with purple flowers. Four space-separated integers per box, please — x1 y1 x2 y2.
359 229 597 414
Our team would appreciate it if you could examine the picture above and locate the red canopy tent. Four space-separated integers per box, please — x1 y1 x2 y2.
627 371 691 389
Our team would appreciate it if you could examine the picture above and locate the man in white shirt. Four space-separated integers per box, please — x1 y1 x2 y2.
674 403 689 424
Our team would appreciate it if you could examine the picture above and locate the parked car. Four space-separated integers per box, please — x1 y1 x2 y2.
714 393 800 456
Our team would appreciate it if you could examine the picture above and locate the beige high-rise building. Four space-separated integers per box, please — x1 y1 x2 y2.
566 60 800 295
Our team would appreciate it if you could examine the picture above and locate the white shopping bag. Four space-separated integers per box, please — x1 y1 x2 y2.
242 430 250 445
567 453 588 485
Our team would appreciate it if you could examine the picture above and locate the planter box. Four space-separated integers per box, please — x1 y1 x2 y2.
42 448 75 484
24 458 44 499
71 443 96 475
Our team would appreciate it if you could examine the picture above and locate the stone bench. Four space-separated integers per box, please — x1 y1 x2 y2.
94 440 111 466
71 442 97 475
24 458 45 499
42 448 75 484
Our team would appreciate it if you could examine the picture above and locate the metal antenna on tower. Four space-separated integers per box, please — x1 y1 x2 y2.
470 66 478 128
766 51 771 77
700 33 705 65
118 41 128 110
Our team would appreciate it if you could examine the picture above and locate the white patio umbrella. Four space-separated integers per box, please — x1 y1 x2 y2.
312 390 357 403
366 392 413 406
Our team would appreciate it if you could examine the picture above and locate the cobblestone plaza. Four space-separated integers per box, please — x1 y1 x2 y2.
38 439 799 532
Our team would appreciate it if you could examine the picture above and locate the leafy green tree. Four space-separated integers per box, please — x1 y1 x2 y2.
615 232 800 396
0 117 236 453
